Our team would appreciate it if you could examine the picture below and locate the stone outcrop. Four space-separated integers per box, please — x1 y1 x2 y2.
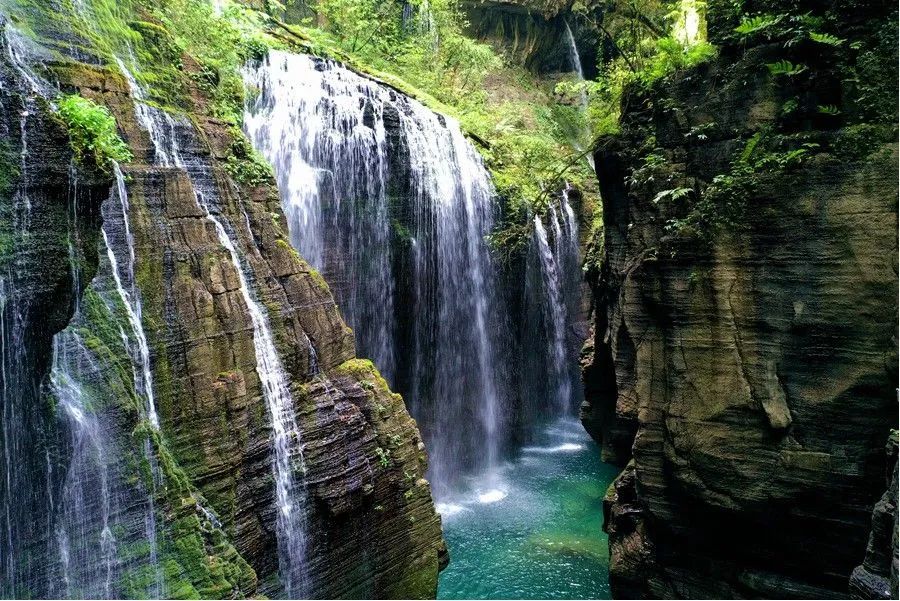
459 0 599 75
582 2 899 597
850 432 899 599
0 11 444 599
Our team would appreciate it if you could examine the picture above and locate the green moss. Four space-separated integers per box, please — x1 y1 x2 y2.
831 123 896 161
0 140 20 200
307 265 331 294
143 429 258 598
334 358 390 394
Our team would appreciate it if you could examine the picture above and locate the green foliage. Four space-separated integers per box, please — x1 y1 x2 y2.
652 187 693 204
766 60 806 76
224 128 274 185
57 94 132 170
374 446 391 468
578 1 717 139
734 13 780 36
317 0 402 55
663 128 823 244
637 36 717 84
830 123 893 161
809 32 844 47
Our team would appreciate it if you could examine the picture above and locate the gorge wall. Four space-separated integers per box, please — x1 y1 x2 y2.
0 4 444 598
582 0 899 597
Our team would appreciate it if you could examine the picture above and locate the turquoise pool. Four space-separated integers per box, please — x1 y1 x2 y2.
437 418 620 600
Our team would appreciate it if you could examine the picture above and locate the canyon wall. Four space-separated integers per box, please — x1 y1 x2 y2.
0 9 444 598
582 0 899 597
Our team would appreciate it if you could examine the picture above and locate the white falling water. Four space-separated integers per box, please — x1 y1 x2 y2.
243 51 396 381
563 20 594 169
51 336 119 600
196 176 310 596
0 23 59 596
104 163 159 429
563 20 588 114
528 184 582 416
244 51 507 498
532 215 571 414
116 57 309 595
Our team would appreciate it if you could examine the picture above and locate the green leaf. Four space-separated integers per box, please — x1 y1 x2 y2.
653 187 693 204
734 14 780 36
809 32 845 46
766 60 807 76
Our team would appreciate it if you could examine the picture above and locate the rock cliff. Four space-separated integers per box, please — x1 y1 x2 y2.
582 0 899 597
0 9 444 598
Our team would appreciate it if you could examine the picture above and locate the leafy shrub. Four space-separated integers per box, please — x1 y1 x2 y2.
57 94 132 170
224 128 273 186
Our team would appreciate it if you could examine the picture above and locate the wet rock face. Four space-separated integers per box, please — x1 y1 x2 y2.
79 65 445 597
850 433 899 600
583 14 899 600
1 32 444 600
0 40 113 595
459 0 598 76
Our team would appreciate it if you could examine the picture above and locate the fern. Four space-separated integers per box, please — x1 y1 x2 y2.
653 187 693 204
734 14 780 36
766 60 807 76
739 132 764 164
809 32 845 46
817 104 841 116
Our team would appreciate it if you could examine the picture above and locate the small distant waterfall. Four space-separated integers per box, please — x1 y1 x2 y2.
117 58 310 596
245 51 507 496
563 20 593 169
563 20 588 113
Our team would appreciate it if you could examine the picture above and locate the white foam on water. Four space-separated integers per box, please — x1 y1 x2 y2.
522 443 585 454
435 503 467 518
477 489 508 504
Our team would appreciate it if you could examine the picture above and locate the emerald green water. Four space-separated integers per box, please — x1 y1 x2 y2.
437 419 620 600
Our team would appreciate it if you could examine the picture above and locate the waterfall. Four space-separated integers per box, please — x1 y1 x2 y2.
563 20 588 112
99 163 164 597
524 185 582 417
104 163 159 429
243 52 396 380
244 51 507 497
51 334 121 600
0 23 59 596
562 19 593 169
116 58 310 595
533 215 570 414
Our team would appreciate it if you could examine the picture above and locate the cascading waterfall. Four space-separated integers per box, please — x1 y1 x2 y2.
245 51 508 498
117 58 310 595
97 163 164 597
532 215 570 414
522 185 582 418
0 24 61 596
46 157 164 599
243 53 396 381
